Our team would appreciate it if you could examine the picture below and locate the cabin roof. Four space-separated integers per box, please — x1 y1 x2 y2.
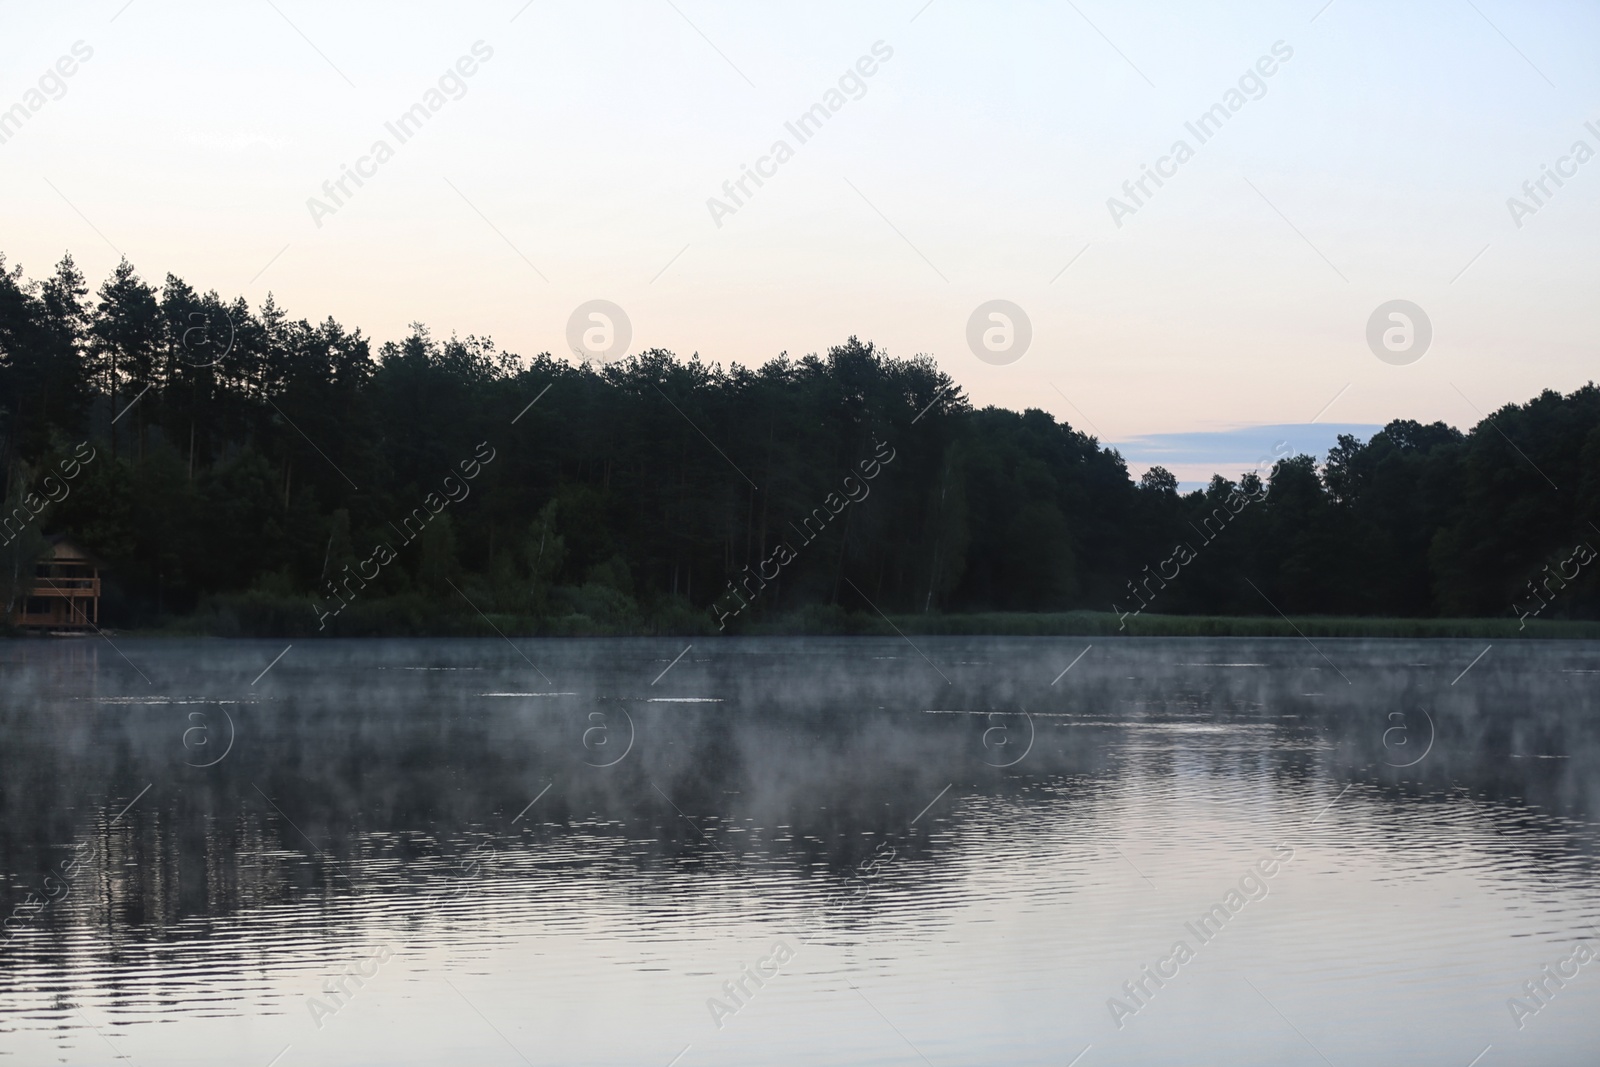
44 535 104 567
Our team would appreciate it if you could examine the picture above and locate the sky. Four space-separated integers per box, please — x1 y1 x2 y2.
1 0 1595 484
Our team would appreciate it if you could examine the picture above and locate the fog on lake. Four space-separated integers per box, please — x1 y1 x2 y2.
2 636 1597 1065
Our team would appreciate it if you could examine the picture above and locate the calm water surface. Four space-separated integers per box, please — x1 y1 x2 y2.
2 636 1598 1065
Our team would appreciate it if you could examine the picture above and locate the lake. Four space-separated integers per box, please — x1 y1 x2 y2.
2 636 1598 1065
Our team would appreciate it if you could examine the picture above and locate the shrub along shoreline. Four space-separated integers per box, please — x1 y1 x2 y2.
28 592 1596 640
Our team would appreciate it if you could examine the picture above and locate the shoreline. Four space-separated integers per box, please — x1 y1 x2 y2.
10 609 1599 641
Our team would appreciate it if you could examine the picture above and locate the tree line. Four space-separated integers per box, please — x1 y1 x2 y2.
2 251 1597 633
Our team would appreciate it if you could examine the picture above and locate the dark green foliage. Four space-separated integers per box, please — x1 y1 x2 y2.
1 252 1597 633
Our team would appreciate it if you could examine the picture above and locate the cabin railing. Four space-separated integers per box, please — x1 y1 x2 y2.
32 578 100 591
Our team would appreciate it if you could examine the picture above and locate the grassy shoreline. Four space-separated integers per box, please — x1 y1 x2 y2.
870 611 1600 639
10 595 1596 640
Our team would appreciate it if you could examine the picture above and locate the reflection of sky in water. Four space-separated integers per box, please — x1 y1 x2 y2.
1 637 1597 1066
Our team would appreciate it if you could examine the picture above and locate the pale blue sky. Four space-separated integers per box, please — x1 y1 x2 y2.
1 1 1595 479
1114 422 1383 488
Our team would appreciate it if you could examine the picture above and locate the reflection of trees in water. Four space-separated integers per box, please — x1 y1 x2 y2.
1 636 1598 944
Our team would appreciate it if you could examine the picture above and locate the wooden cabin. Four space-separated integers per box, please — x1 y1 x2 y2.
12 539 102 630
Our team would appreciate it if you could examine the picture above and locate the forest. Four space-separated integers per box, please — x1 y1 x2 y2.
2 251 1598 635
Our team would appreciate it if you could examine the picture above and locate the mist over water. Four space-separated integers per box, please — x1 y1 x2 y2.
2 636 1598 1065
